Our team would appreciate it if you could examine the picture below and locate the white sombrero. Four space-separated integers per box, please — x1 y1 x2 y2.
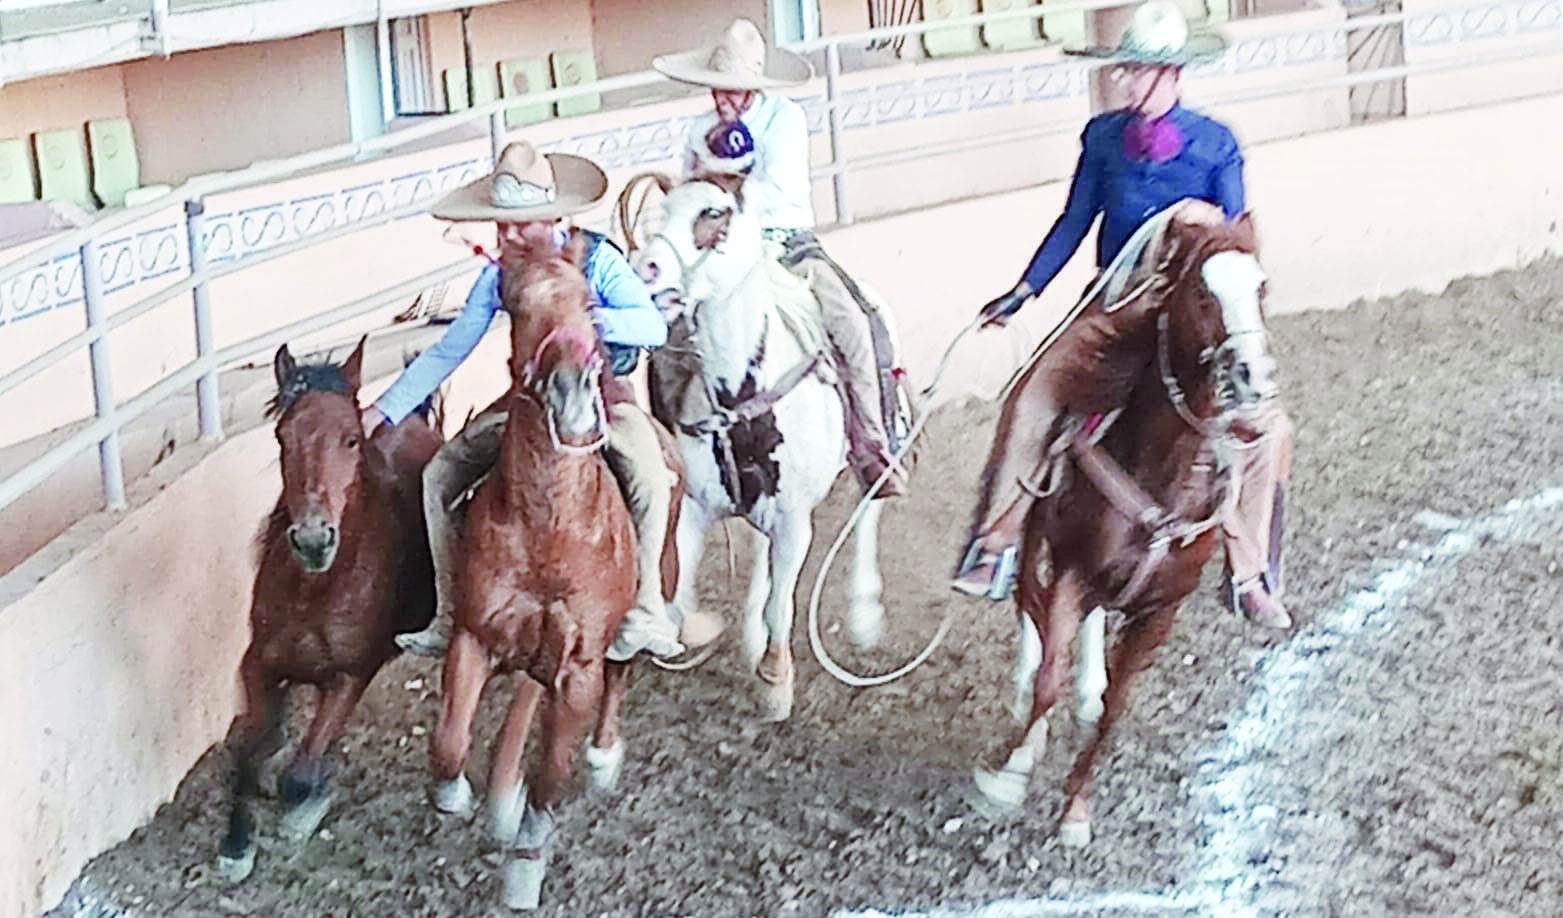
652 19 813 91
430 141 608 223
1067 1 1228 66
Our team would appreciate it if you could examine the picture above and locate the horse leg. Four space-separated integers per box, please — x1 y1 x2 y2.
740 525 771 670
845 499 886 650
670 498 723 648
973 566 1084 813
756 512 812 723
585 661 631 795
217 650 284 883
278 676 368 843
505 663 604 911
430 628 490 818
1060 603 1179 848
1075 606 1109 726
486 675 543 846
1009 614 1042 725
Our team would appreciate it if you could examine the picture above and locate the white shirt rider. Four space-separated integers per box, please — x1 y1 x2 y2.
682 91 815 233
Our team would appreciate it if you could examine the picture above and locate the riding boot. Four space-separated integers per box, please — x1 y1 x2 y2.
602 402 685 662
397 405 507 658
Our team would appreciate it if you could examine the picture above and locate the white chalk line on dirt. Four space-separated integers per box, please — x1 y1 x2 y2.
838 486 1563 918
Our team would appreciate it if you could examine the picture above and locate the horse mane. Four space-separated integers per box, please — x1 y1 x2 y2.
267 361 352 419
497 235 591 321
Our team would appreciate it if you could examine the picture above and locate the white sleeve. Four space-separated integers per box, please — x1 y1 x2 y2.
749 99 814 229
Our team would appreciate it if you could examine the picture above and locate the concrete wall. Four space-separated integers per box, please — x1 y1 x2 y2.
121 30 353 184
588 0 770 77
0 65 129 146
426 0 598 105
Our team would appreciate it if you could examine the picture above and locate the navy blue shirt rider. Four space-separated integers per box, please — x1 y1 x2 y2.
1018 105 1244 294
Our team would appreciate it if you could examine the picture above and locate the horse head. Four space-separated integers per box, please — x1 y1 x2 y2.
268 337 368 573
501 236 609 453
632 176 764 321
1156 211 1277 423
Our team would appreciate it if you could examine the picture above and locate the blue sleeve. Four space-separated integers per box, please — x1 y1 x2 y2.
1020 123 1105 292
587 243 667 350
375 265 500 424
1212 130 1245 218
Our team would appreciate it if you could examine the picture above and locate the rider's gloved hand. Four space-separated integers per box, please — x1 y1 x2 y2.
978 282 1034 329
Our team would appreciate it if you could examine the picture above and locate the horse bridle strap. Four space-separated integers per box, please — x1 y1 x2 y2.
1066 416 1236 608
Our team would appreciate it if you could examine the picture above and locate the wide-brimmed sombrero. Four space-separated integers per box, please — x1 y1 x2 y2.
430 141 607 223
652 19 813 91
1066 1 1228 66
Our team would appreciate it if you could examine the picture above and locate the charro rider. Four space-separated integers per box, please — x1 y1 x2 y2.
951 0 1294 629
652 18 912 498
364 140 686 661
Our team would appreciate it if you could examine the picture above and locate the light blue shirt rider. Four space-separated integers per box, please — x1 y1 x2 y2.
375 228 666 425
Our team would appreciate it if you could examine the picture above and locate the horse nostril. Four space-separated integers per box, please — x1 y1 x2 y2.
639 260 660 283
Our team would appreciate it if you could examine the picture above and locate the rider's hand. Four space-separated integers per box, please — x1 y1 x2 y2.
360 405 388 438
979 283 1034 329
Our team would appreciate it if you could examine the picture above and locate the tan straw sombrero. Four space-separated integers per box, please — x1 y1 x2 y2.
652 19 813 91
430 141 608 223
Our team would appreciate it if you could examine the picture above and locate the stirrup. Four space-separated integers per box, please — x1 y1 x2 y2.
954 543 1018 602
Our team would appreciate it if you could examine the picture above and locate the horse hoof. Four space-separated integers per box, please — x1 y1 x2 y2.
1059 818 1092 849
215 847 256 884
1075 698 1104 727
757 681 794 723
432 775 476 818
487 784 526 846
278 793 331 842
585 740 625 795
502 856 548 911
971 767 1028 812
846 600 885 650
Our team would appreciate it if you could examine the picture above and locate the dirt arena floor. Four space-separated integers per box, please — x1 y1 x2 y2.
53 257 1562 917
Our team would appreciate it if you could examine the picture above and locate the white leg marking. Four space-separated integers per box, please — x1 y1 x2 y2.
1076 607 1108 726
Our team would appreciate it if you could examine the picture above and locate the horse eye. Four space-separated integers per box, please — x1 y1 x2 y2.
344 434 361 449
699 207 724 220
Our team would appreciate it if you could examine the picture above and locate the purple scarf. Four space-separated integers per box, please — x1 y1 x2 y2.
1123 115 1185 164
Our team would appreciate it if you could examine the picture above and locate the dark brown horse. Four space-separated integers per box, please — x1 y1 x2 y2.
217 337 442 882
972 213 1279 847
428 233 673 911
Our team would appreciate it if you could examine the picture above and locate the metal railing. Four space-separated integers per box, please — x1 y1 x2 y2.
0 0 1558 520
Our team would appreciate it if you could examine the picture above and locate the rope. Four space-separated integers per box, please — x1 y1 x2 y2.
804 203 1189 688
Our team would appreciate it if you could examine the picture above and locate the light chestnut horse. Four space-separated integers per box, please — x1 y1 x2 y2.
426 234 678 910
975 215 1280 848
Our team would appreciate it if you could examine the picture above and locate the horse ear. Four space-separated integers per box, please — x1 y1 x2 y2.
341 336 367 392
1231 211 1260 250
700 171 746 210
273 344 296 389
561 228 589 268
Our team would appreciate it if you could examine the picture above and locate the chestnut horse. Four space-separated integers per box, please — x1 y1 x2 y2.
427 234 674 911
973 214 1280 847
218 338 442 882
